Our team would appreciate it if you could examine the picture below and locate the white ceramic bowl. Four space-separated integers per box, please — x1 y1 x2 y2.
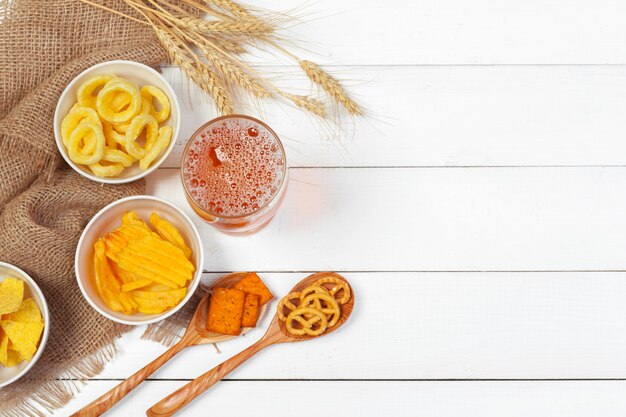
0 262 50 388
75 196 204 325
54 60 180 184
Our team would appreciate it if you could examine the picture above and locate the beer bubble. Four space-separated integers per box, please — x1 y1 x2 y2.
183 118 285 217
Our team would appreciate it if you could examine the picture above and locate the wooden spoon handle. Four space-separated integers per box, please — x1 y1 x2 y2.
71 340 188 417
146 338 271 417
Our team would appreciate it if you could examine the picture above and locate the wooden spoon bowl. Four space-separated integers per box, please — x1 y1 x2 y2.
147 272 354 417
276 271 354 341
72 272 266 417
193 272 267 343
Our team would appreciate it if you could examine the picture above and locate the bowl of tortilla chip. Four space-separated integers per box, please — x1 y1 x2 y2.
0 262 49 387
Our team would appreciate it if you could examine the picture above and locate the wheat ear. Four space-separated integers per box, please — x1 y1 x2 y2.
178 17 273 36
206 36 246 54
281 93 327 119
300 60 362 116
155 27 234 114
203 0 255 20
199 45 271 98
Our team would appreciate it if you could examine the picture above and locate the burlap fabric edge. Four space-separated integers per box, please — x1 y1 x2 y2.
0 1 203 415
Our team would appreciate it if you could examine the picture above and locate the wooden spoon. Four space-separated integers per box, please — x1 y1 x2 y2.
146 272 354 417
72 272 262 417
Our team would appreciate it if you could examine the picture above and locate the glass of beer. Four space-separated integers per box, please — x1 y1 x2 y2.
181 115 288 235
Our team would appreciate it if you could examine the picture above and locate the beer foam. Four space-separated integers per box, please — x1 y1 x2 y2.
182 118 285 217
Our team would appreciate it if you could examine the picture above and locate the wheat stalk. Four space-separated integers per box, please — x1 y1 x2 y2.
198 44 271 98
206 35 246 54
203 0 254 20
178 17 273 36
281 93 327 119
79 0 362 121
300 60 362 116
155 27 234 114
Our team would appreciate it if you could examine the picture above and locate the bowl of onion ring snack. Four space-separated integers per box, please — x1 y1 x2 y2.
54 60 180 184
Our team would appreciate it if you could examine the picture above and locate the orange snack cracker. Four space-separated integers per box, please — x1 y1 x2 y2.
206 287 245 335
241 293 260 328
233 273 273 305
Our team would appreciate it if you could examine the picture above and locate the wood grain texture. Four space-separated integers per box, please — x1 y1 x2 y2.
162 66 626 168
70 273 262 417
60 380 626 417
52 1 626 415
72 272 626 381
147 167 626 272
225 0 626 65
147 273 353 417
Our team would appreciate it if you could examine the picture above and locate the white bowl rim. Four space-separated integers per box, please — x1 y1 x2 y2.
53 60 181 184
75 195 204 326
0 261 50 388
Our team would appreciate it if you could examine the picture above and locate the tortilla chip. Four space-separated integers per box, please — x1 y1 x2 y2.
242 293 260 328
1 321 26 367
0 329 8 365
0 320 43 361
0 277 24 315
5 298 42 323
4 349 22 367
233 273 274 305
206 287 245 336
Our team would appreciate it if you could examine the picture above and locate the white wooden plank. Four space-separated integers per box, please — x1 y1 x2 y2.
58 380 626 417
147 167 626 271
218 0 626 65
94 272 626 380
162 65 626 168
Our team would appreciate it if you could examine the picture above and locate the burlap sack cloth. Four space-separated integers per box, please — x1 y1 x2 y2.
0 1 200 415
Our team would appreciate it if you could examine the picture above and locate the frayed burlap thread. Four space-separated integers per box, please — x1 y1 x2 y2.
142 284 210 346
0 1 194 415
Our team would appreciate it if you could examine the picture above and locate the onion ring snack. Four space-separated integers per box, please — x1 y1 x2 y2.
96 78 141 124
60 73 172 178
124 113 159 159
141 85 171 123
77 74 116 109
68 121 105 165
61 106 102 147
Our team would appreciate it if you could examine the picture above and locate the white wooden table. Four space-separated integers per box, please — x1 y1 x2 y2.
60 0 626 415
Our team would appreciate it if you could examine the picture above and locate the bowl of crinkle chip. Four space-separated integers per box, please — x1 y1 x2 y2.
0 261 49 387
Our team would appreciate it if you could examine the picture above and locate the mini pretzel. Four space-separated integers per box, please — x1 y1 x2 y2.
314 276 351 304
139 125 172 170
301 292 340 327
77 74 116 109
68 121 105 165
61 105 101 147
286 307 328 336
277 292 301 321
96 78 141 123
141 85 171 123
124 113 158 159
299 285 330 311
